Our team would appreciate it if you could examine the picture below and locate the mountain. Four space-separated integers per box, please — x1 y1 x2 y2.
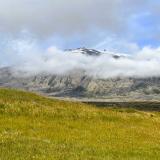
0 48 160 101
67 47 126 58
67 47 102 56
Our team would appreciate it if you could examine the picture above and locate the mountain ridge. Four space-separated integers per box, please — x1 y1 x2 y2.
0 48 160 101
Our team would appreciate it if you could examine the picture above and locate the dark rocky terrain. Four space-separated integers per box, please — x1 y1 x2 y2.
0 48 160 101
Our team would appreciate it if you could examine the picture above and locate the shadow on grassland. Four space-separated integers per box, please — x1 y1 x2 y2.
83 101 160 112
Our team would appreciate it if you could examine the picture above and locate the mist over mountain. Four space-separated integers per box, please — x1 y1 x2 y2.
1 37 160 79
1 47 160 101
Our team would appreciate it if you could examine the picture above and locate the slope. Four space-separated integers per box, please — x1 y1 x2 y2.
0 88 160 159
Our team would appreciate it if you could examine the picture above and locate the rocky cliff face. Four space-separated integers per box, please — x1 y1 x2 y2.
0 48 160 101
1 67 160 101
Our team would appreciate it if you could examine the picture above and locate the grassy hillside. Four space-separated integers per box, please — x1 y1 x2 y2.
0 88 160 160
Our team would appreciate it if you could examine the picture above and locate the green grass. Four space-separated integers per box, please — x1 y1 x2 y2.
0 88 160 160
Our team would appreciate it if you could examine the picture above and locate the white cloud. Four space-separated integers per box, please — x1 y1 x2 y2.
0 0 148 37
2 37 160 79
94 36 140 53
0 0 159 79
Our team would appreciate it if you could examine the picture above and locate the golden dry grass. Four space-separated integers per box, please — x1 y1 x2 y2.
0 88 160 160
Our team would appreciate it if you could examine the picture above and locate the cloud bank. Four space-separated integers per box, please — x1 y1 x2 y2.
1 38 160 79
0 0 151 37
0 0 160 79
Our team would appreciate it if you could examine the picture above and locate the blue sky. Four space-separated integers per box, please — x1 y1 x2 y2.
0 0 160 54
1 1 160 78
42 0 160 52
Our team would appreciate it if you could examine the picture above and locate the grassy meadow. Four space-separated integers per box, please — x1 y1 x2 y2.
0 88 160 160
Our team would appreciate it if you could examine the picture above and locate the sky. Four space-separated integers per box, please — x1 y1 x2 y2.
0 0 160 50
1 0 160 78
